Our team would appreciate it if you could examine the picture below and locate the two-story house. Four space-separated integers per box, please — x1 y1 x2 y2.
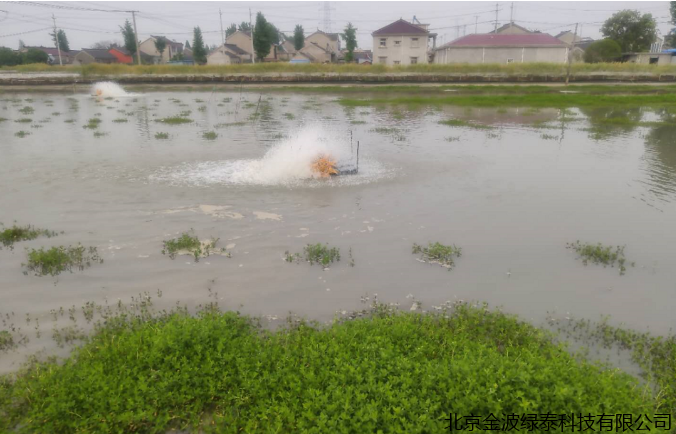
371 19 430 66
139 36 183 64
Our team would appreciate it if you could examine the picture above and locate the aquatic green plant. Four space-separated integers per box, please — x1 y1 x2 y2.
64 119 75 123
540 133 558 140
155 116 193 125
0 330 15 351
83 118 102 129
18 106 34 114
14 118 32 123
214 121 246 128
413 242 462 270
0 302 662 433
197 105 207 112
14 131 30 138
0 223 58 250
0 118 7 122
304 243 340 266
112 118 128 123
439 119 493 129
23 245 103 277
283 112 295 120
445 136 460 142
162 231 220 261
350 120 366 125
566 241 633 275
93 131 108 138
202 131 218 140
154 132 169 139
372 126 400 134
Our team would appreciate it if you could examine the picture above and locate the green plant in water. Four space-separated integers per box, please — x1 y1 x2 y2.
93 131 108 138
112 118 128 123
0 330 15 351
413 242 462 270
64 119 76 123
155 116 193 125
0 223 58 250
303 243 340 266
0 302 665 433
202 131 218 140
283 112 295 120
18 106 34 114
14 118 32 123
83 118 102 129
566 241 633 275
197 106 207 112
14 131 30 138
162 231 219 261
23 245 103 277
155 132 169 139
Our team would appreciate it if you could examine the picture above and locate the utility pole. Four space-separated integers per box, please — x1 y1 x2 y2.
494 3 499 33
219 8 225 46
52 13 62 66
131 11 141 65
249 8 255 64
565 23 578 86
509 2 514 28
474 16 478 34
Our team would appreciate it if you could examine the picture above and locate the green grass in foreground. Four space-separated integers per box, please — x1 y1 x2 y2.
0 303 664 433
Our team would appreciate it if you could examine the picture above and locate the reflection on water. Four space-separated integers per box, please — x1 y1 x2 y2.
642 125 676 204
579 106 645 141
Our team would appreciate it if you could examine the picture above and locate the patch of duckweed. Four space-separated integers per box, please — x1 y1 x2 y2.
30 124 42 129
350 120 366 125
214 121 246 128
445 136 460 142
18 106 34 114
23 245 103 277
14 131 30 138
14 118 32 123
197 105 207 112
0 223 58 250
566 241 633 275
156 116 193 125
413 242 462 270
0 118 7 122
283 112 295 120
93 131 108 138
202 131 218 140
286 243 341 267
541 133 559 140
112 118 128 123
64 119 76 123
0 330 15 351
83 118 102 129
439 119 494 129
155 132 169 139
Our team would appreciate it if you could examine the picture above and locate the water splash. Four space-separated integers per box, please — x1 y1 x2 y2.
150 126 392 188
90 81 136 97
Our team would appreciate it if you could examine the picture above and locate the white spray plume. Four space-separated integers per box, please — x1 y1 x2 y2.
90 81 137 98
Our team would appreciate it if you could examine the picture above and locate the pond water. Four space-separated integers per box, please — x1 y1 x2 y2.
1 86 675 372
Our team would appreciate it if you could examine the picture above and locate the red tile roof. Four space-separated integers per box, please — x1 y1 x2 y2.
441 33 567 48
372 19 428 36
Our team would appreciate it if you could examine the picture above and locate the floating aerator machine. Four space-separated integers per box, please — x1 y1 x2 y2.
311 131 359 178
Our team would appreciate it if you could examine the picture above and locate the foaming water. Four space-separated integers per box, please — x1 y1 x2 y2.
91 81 137 97
150 126 392 187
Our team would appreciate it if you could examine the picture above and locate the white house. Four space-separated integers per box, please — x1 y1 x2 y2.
371 19 432 66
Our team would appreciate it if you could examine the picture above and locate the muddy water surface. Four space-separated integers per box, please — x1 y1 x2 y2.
1 88 675 372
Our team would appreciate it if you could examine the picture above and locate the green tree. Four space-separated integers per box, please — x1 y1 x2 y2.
185 40 191 49
666 1 676 48
583 39 622 63
154 37 167 60
601 10 657 52
119 19 137 60
50 29 70 52
341 22 357 62
267 23 281 45
226 23 237 37
22 48 49 64
0 47 22 66
253 12 272 61
192 27 207 64
293 25 305 51
239 22 251 32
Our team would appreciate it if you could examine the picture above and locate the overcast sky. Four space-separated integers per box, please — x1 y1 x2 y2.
0 1 673 51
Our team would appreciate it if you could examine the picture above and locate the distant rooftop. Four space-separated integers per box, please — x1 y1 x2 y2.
372 19 429 36
438 33 566 49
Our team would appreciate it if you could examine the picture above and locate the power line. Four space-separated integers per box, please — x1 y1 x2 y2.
0 26 51 38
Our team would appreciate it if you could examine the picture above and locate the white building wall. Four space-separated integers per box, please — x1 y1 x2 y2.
372 35 428 66
434 46 568 64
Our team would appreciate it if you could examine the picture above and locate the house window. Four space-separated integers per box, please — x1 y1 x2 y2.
378 56 387 64
507 58 514 63
411 38 419 48
394 40 401 46
410 57 418 64
649 57 659 64
379 38 387 47
393 60 400 65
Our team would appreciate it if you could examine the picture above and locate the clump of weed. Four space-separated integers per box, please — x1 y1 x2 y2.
112 118 128 123
83 118 102 129
566 241 633 275
372 126 399 134
14 131 31 137
162 231 220 261
23 245 103 277
14 118 32 123
155 132 169 139
155 116 193 125
0 118 8 122
214 121 246 128
64 119 76 123
413 242 462 270
439 119 493 130
445 136 460 142
283 112 295 120
295 243 341 266
31 124 42 129
0 223 58 250
93 131 108 138
0 330 16 351
18 106 34 114
350 120 366 125
202 131 218 140
540 133 558 140
197 106 207 112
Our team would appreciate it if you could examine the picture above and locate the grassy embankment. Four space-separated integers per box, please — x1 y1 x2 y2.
0 301 673 433
4 62 676 76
